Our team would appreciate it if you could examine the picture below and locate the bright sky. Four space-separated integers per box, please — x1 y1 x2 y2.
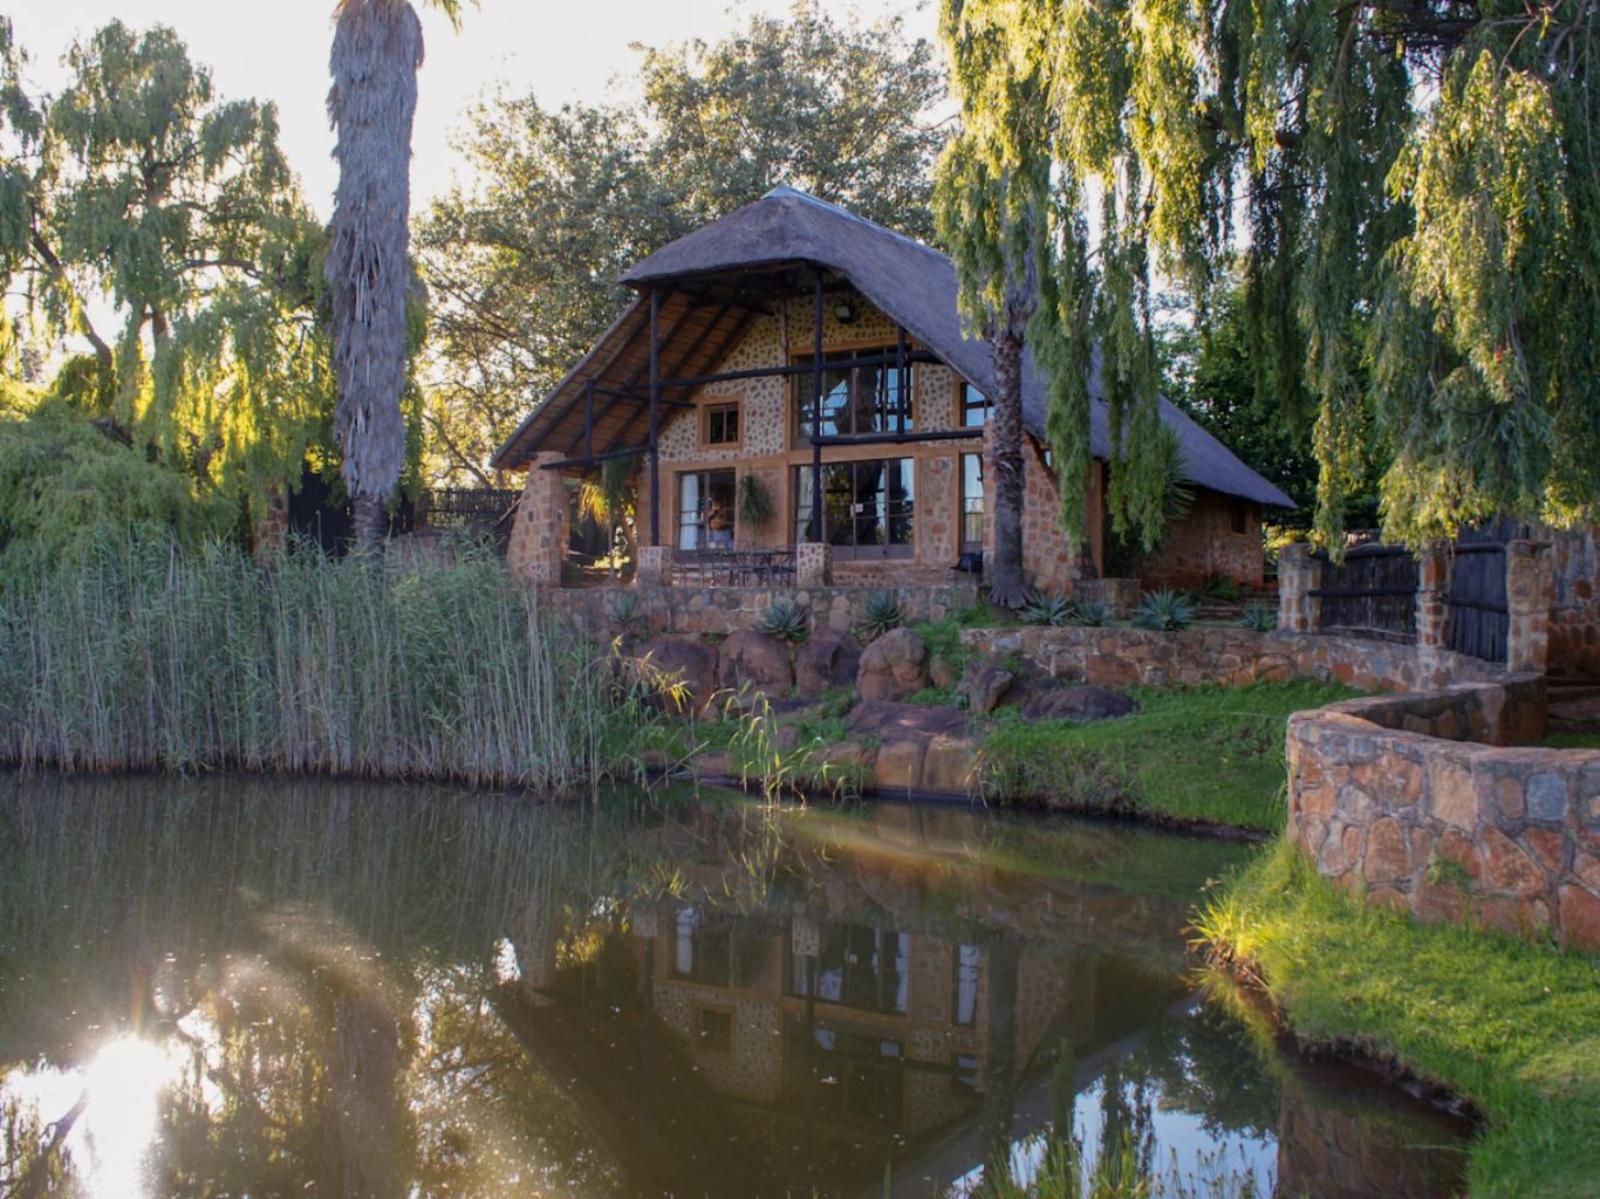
14 1 939 219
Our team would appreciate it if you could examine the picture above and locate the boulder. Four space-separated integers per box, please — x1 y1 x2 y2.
629 638 718 716
929 656 961 690
795 631 862 698
846 699 968 743
1021 685 1135 724
959 663 1015 715
718 629 794 694
857 627 929 702
922 735 979 794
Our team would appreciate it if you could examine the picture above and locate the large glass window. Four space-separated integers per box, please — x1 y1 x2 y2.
788 924 910 1015
794 349 912 440
677 469 736 551
793 459 915 558
960 453 984 551
961 382 991 428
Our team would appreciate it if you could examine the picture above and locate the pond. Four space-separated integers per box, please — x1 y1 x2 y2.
0 774 1467 1197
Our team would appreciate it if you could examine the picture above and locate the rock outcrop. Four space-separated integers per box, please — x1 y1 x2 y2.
856 627 930 702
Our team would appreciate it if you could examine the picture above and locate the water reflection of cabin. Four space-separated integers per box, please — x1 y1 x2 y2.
492 187 1292 590
629 900 1095 1149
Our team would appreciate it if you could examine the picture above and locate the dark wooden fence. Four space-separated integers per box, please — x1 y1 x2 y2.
1313 543 1419 643
1446 524 1515 664
420 488 521 553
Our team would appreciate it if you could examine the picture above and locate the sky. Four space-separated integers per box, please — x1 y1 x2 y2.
14 0 939 219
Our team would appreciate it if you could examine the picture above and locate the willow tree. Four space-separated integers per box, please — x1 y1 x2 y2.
325 0 465 556
0 20 328 519
938 0 1600 551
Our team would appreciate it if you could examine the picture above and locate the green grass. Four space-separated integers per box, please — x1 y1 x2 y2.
1542 731 1600 750
1199 841 1600 1197
979 680 1357 830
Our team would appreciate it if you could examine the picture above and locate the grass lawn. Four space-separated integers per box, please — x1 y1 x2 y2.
1200 840 1600 1197
979 680 1357 831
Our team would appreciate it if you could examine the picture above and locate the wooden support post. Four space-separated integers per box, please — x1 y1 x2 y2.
810 269 824 541
584 379 595 463
648 286 661 548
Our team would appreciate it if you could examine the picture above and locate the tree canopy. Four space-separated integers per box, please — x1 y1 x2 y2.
417 0 948 484
0 18 333 530
937 0 1600 550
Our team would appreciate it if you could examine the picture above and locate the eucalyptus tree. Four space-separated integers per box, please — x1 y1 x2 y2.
325 0 467 556
0 19 327 519
417 1 947 486
937 0 1600 550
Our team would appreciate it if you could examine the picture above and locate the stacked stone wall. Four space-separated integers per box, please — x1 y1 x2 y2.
1549 526 1600 675
1286 682 1600 950
960 625 1510 694
555 582 979 638
1139 491 1266 589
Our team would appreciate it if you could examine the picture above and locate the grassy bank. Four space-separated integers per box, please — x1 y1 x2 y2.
979 681 1356 831
0 538 628 790
1200 840 1600 1197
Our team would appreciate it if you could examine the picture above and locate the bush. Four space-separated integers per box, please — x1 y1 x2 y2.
756 597 809 644
1132 587 1195 632
1072 600 1110 627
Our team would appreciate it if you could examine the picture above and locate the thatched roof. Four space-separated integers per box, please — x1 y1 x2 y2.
493 187 1293 509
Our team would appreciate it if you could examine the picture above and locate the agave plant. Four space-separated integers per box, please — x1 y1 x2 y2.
1239 603 1278 632
1072 600 1110 627
1020 591 1074 627
757 598 810 645
856 590 903 641
1132 587 1196 632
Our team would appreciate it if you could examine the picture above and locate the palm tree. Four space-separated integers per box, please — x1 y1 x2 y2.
325 0 465 557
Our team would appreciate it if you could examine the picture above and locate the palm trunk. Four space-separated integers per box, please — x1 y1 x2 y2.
989 329 1028 608
352 491 386 559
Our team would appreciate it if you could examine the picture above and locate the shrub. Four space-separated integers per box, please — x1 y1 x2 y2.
1200 572 1246 604
1238 603 1278 632
1132 587 1195 632
756 597 809 644
856 590 903 641
737 472 774 528
1020 591 1074 627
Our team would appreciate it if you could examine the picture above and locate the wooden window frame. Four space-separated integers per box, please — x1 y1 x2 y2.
702 399 741 449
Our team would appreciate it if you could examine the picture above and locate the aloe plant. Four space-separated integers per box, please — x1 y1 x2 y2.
1072 600 1110 627
1132 587 1196 632
1020 591 1074 627
856 590 903 641
1239 603 1278 632
757 597 810 644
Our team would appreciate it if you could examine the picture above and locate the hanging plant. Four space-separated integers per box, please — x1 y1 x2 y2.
739 472 774 528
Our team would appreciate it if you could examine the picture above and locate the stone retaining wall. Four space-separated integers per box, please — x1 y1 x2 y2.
960 625 1508 694
1286 681 1600 951
553 582 979 638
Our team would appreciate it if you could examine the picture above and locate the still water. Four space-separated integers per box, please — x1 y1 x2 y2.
0 774 1466 1197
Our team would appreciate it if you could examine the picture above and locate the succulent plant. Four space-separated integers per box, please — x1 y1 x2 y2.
1239 603 1278 632
856 590 904 642
1132 587 1196 632
1072 600 1110 627
757 598 810 645
1021 591 1075 627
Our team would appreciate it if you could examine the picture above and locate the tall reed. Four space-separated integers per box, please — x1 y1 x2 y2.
0 536 617 790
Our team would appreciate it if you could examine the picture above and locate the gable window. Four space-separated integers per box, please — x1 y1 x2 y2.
793 459 915 559
705 401 740 446
961 383 990 428
677 469 736 551
1231 499 1250 535
794 349 912 440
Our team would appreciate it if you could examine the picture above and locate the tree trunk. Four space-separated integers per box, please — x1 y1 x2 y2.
352 491 386 560
989 328 1028 608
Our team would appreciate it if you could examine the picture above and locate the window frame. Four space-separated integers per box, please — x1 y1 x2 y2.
792 347 914 442
959 452 984 552
703 400 741 448
960 382 991 429
792 458 916 560
676 468 737 552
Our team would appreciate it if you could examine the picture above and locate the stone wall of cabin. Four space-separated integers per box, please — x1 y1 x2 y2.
1549 526 1600 676
1139 490 1266 590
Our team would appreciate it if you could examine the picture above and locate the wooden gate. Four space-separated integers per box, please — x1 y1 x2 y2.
1447 532 1509 663
1313 543 1419 642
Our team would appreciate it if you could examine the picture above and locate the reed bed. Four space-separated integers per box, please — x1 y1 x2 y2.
0 537 619 790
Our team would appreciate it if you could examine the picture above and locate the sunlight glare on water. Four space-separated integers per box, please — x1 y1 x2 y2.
81 1036 179 1197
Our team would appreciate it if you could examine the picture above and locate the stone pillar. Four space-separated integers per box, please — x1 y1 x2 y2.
796 541 832 588
1415 543 1452 687
505 454 570 586
1505 539 1554 674
636 545 669 587
1278 543 1323 633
